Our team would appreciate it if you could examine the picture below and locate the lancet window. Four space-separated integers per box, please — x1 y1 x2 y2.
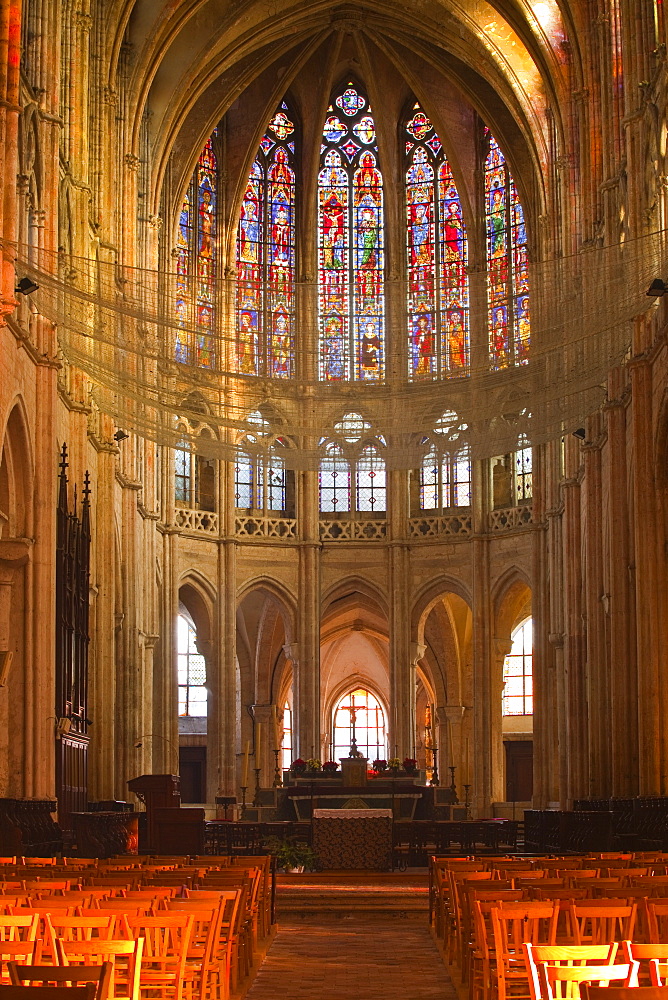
236 103 296 378
485 129 530 369
332 688 387 761
174 438 215 512
318 82 385 381
502 617 533 716
178 612 208 717
234 411 291 514
514 435 533 502
281 702 292 768
419 412 471 511
175 136 218 368
319 412 386 514
405 103 469 378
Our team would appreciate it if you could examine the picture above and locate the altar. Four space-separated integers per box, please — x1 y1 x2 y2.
312 807 393 870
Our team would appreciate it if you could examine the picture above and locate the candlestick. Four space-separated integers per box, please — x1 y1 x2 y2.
448 721 454 764
253 766 262 807
272 705 282 749
240 786 248 818
464 737 470 785
272 748 282 787
463 783 471 819
256 722 263 771
242 740 250 786
447 765 459 803
430 746 439 786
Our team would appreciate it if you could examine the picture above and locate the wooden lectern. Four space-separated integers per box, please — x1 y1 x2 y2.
127 774 180 853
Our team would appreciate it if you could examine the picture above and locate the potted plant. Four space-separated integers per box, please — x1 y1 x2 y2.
264 835 316 873
403 757 418 773
388 757 401 772
290 757 307 774
306 758 321 773
322 760 339 772
372 758 388 772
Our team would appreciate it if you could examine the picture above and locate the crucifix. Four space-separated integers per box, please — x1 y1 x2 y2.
344 696 364 758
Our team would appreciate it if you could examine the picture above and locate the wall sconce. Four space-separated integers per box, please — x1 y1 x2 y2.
15 277 39 295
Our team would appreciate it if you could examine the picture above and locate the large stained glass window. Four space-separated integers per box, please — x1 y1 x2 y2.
485 129 530 369
318 82 384 381
405 103 469 377
236 103 296 377
175 136 218 367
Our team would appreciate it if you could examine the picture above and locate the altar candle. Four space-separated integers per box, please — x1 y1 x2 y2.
242 741 250 786
256 722 263 770
465 738 470 784
448 721 454 764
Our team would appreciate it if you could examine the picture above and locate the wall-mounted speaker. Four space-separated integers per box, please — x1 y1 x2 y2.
0 651 13 687
56 717 72 737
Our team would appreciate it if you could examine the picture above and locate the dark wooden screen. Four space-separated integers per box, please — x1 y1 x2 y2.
55 444 91 831
504 739 533 802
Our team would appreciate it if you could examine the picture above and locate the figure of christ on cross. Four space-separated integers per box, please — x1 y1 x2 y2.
343 695 365 758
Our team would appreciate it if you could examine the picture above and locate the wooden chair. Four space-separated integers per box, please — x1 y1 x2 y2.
56 939 144 1000
491 902 559 1000
0 986 97 1000
620 942 668 986
469 896 524 1000
0 915 40 984
523 944 618 1000
123 914 193 1000
86 903 153 919
566 902 636 945
583 989 668 1000
540 963 638 1000
45 914 117 959
8 962 112 1000
165 901 225 1000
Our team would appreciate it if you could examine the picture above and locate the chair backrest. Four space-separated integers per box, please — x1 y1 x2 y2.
0 916 38 942
523 943 618 1000
568 903 637 946
8 961 112 1000
492 902 559 962
56 938 144 1000
541 963 637 1000
583 988 668 1000
0 986 96 1000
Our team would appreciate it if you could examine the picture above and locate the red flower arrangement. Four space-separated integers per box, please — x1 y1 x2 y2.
290 758 307 772
403 757 418 772
322 760 339 772
372 759 388 771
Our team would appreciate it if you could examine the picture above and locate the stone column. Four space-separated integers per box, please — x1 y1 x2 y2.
443 704 466 793
604 384 638 796
471 536 492 814
628 356 662 793
561 476 588 804
250 703 275 789
296 467 320 760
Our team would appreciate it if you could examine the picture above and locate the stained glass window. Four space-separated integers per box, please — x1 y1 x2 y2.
419 445 471 510
175 136 219 366
405 102 469 377
515 435 533 501
234 411 288 512
332 688 386 761
282 702 292 769
319 444 351 513
318 81 384 381
356 446 386 512
503 617 533 716
178 613 208 717
236 103 296 377
485 129 530 368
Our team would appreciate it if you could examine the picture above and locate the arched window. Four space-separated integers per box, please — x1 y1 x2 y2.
332 688 387 761
319 443 350 513
175 136 218 367
485 129 530 369
405 102 469 377
174 439 216 512
177 612 208 717
234 411 291 514
236 102 296 377
318 81 384 381
502 617 533 716
419 412 471 511
319 412 386 514
514 435 533 502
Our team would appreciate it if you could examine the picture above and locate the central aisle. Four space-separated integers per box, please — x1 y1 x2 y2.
245 886 458 1000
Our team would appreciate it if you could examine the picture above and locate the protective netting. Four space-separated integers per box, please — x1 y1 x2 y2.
11 228 668 468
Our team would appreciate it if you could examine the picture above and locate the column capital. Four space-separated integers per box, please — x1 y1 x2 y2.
409 641 426 664
443 705 466 724
282 642 299 663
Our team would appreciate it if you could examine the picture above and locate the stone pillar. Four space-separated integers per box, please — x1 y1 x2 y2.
443 704 466 791
629 356 662 793
296 466 320 760
561 476 588 804
471 536 492 814
604 385 638 796
250 703 275 788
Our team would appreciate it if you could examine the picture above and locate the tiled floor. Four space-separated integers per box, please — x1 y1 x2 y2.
245 917 458 1000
